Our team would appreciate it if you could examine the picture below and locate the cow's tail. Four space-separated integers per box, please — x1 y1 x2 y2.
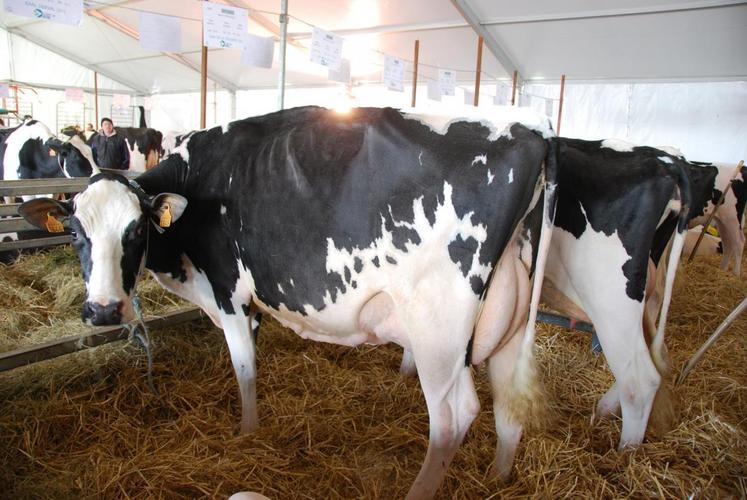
138 105 147 128
512 137 558 421
651 163 691 376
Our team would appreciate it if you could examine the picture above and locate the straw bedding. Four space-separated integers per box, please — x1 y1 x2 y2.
0 245 745 498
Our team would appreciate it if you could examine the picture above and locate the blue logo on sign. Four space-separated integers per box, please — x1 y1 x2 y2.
220 40 227 47
33 8 43 18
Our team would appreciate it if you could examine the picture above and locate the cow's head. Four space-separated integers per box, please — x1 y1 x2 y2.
47 135 99 177
19 173 187 325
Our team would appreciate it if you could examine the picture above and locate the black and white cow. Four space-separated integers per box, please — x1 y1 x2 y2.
686 161 746 275
86 127 163 172
20 106 558 499
403 136 693 455
1 120 97 196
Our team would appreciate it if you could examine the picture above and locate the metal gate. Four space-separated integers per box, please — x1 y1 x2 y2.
56 102 86 135
110 105 135 127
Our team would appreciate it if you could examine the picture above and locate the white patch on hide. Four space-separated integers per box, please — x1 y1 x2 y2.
657 156 673 164
508 168 514 184
3 121 53 181
601 138 636 152
172 133 193 163
289 278 295 287
487 170 494 185
472 154 487 167
657 146 683 158
418 151 423 166
277 283 284 294
68 135 99 175
402 105 555 140
220 205 227 215
125 137 146 172
253 182 489 349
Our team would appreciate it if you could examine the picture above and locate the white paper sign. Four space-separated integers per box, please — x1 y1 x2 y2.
112 94 131 109
383 55 405 92
139 12 182 53
65 88 84 103
328 59 351 83
494 84 509 106
438 70 456 96
0 84 9 98
310 27 343 70
203 1 248 49
241 34 274 68
4 0 82 26
427 80 441 102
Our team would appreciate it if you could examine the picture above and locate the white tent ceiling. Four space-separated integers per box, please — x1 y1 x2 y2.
0 0 745 95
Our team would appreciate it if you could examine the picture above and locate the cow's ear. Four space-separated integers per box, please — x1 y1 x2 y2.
148 193 187 229
19 198 72 233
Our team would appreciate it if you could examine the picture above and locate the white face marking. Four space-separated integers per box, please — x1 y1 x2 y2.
75 179 142 319
3 122 53 181
601 139 636 152
220 204 227 215
257 182 491 347
487 170 494 185
403 106 555 139
472 154 487 166
657 156 673 164
508 168 514 184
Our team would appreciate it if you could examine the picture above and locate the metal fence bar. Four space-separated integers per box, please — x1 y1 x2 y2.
0 235 71 251
0 307 205 372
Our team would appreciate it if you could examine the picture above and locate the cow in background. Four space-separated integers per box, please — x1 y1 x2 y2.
86 106 163 172
20 106 558 499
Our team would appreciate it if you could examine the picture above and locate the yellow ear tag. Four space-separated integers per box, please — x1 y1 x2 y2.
45 212 64 233
159 203 172 228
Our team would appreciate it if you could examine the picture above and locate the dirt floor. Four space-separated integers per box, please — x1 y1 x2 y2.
0 246 745 499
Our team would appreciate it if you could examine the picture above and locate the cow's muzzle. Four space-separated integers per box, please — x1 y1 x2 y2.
82 300 124 326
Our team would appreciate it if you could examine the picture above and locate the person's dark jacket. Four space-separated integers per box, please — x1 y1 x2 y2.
90 131 130 170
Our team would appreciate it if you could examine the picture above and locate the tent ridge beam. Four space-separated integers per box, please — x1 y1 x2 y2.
449 0 520 77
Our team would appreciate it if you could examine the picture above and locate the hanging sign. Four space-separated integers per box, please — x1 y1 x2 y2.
328 59 351 83
383 55 405 92
310 27 343 70
139 11 182 53
4 0 83 26
203 1 248 49
112 94 131 109
241 34 274 68
65 88 84 103
438 69 456 96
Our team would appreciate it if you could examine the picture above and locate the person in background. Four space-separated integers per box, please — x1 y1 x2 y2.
83 123 96 141
90 117 129 170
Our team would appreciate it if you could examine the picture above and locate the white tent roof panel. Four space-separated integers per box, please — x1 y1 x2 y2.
0 0 744 94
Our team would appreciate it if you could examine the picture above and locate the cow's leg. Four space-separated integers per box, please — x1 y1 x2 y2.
487 330 530 482
715 217 745 276
220 311 259 434
400 348 417 376
403 305 479 500
592 310 660 450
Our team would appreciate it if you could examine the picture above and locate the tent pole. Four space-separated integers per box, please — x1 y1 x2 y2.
473 36 483 106
411 39 419 107
94 71 99 127
557 74 566 134
200 32 207 128
278 0 289 110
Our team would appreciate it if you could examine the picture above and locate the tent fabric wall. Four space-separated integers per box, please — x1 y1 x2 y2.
524 81 747 163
